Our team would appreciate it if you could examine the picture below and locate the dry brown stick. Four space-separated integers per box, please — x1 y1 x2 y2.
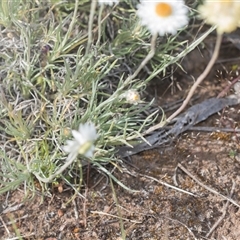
164 216 198 240
206 181 235 238
0 214 28 227
91 211 142 223
166 34 223 123
82 187 88 228
1 203 24 214
0 216 10 235
72 198 79 220
140 174 197 197
177 163 240 208
217 75 240 98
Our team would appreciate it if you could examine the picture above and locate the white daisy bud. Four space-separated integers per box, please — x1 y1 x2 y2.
98 0 119 6
120 89 141 105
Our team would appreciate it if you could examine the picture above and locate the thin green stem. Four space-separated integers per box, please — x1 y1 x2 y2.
62 0 79 48
34 153 77 183
95 33 158 112
96 4 104 47
86 0 97 55
124 33 158 86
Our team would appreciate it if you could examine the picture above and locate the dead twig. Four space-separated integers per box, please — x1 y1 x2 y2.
82 187 88 228
217 76 240 98
206 181 235 238
166 34 223 123
0 214 28 228
165 216 198 240
2 203 24 215
140 174 198 197
177 163 240 208
91 211 142 224
0 216 10 235
72 198 79 220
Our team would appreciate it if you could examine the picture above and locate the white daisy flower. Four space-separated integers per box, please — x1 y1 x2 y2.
137 0 189 36
98 0 119 6
198 0 240 34
62 122 98 159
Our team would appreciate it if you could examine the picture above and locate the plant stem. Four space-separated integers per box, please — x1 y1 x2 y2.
96 4 104 47
34 153 77 183
166 33 223 122
86 0 97 55
145 33 222 134
62 0 79 48
124 33 158 86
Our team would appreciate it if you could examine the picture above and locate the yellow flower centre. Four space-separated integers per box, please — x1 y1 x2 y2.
133 95 139 101
155 2 172 17
78 141 92 155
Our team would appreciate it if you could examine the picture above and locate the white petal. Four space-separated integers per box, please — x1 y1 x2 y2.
63 122 98 160
78 123 98 142
84 145 95 158
137 1 188 36
72 130 85 144
62 140 76 152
